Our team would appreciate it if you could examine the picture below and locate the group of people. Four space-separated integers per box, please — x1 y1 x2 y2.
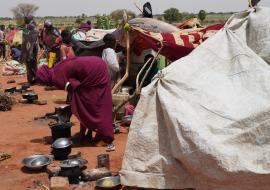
16 15 123 150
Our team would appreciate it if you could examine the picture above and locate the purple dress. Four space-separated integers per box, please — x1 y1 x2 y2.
37 56 114 143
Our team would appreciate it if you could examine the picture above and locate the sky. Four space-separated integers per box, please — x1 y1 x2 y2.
0 0 270 17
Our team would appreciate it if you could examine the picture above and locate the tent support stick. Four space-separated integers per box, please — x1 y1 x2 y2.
112 31 131 94
137 45 163 93
136 57 152 91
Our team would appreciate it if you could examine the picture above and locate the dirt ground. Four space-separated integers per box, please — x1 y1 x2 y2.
0 66 128 190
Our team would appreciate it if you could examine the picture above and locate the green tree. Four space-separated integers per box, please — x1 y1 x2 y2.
198 10 207 22
95 14 116 29
75 14 86 25
11 3 39 25
163 8 182 23
95 14 103 29
182 12 196 20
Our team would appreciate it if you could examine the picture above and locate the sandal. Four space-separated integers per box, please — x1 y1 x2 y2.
106 143 115 152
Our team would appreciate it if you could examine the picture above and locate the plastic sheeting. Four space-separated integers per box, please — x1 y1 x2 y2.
121 7 270 190
227 7 270 64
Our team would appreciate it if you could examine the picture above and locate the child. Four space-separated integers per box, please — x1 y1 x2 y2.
60 29 75 60
102 34 124 87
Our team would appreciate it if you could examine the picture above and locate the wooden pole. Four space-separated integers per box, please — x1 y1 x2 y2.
138 46 163 93
112 30 131 94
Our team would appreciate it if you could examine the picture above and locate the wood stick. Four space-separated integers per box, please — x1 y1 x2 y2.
112 30 131 94
136 57 152 93
138 46 163 92
133 1 143 14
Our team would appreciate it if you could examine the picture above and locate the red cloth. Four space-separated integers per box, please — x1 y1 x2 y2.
132 23 224 62
5 29 19 44
37 56 114 143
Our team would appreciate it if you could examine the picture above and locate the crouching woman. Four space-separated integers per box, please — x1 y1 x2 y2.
36 56 114 149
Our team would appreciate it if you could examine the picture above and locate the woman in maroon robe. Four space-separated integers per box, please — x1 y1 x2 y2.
36 56 114 146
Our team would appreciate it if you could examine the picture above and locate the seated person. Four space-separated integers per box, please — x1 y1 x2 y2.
10 45 21 61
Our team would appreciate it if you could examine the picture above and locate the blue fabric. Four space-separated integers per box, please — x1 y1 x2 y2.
11 48 21 60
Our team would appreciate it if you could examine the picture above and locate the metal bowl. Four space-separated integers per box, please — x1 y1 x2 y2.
122 115 133 125
60 158 88 168
22 154 53 170
52 138 72 149
96 176 121 189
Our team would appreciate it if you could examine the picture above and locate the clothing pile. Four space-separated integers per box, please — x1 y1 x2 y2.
2 60 26 76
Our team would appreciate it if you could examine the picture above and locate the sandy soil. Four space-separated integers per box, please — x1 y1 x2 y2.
0 67 128 190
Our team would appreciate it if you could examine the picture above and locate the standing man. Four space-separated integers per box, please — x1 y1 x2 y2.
0 25 6 61
21 15 39 85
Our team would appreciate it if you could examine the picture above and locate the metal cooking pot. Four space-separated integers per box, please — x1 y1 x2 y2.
50 122 72 142
22 92 38 103
61 158 88 169
51 138 72 160
55 105 72 123
59 159 83 184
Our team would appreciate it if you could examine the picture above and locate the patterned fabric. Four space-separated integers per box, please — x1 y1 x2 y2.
132 23 224 61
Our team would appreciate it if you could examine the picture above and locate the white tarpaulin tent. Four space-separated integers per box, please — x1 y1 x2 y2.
120 7 270 190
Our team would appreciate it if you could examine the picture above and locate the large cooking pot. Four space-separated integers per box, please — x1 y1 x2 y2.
59 164 82 184
50 122 72 142
55 105 72 123
59 159 83 184
51 138 72 160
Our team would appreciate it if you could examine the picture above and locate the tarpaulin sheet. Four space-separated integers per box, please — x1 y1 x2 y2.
121 7 270 190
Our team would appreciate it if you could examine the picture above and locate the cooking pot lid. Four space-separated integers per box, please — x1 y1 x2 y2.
52 138 72 149
60 158 88 168
23 92 37 96
55 104 71 109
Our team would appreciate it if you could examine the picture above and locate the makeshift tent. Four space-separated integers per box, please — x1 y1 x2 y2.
121 7 270 190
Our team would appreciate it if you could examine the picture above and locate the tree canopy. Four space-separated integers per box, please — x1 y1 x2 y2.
163 8 182 23
11 3 39 25
198 10 207 22
11 3 39 18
